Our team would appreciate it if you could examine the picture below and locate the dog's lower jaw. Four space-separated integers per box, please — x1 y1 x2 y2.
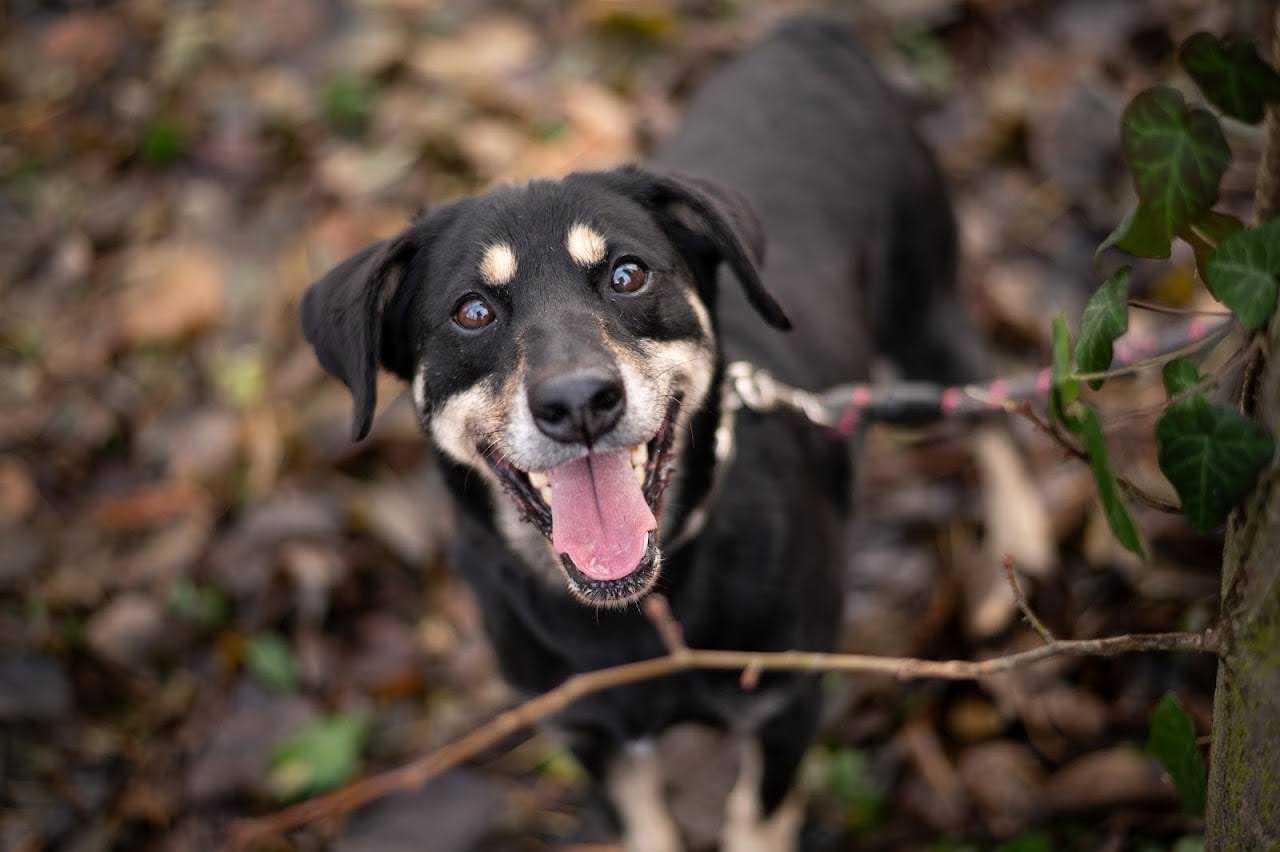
560 534 662 607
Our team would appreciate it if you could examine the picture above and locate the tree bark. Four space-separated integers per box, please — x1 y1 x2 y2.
1204 8 1280 848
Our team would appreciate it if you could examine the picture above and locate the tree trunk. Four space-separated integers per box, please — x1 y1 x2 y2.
1204 9 1280 848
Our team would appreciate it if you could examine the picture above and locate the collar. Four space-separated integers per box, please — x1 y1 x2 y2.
663 361 836 551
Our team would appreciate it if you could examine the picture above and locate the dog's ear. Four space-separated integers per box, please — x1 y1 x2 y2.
300 229 419 442
586 166 791 331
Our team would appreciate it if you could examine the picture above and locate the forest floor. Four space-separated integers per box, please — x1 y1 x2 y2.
1 1 1268 849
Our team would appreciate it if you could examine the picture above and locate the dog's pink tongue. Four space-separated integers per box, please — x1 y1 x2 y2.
548 449 655 581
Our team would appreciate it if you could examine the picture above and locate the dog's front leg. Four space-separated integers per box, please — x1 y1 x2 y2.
722 687 818 852
607 740 684 852
721 739 804 852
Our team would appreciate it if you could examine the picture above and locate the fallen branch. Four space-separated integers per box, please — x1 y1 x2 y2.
226 626 1217 849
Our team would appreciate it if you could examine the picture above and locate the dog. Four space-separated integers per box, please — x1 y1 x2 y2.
302 17 1045 851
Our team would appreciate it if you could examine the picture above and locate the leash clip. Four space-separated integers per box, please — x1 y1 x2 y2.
727 361 832 426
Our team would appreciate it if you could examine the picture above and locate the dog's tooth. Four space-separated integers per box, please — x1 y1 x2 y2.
630 445 648 467
529 471 548 490
538 484 552 505
633 464 646 487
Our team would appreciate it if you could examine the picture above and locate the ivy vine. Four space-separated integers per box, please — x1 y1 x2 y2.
1055 30 1280 555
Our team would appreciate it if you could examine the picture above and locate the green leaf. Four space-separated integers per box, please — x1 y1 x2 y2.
1101 202 1176 259
1076 406 1146 558
1146 693 1207 815
995 834 1052 852
1156 395 1275 531
245 633 298 694
269 713 369 801
822 747 884 830
1115 86 1231 257
140 119 186 169
1173 837 1206 852
1162 358 1204 397
322 74 376 138
1180 32 1280 124
167 581 228 629
1076 267 1131 388
1204 217 1280 329
1181 210 1245 280
1050 316 1081 427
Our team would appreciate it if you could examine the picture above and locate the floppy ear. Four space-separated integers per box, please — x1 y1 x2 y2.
300 230 418 442
585 166 790 330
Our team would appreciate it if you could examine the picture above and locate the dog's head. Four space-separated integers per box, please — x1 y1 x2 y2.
301 167 789 606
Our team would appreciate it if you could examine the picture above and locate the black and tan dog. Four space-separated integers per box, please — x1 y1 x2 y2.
302 17 1046 851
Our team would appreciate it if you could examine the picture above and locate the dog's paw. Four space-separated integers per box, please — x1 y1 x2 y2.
721 794 801 852
623 823 684 852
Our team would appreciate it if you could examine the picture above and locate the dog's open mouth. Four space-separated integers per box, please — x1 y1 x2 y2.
482 396 682 605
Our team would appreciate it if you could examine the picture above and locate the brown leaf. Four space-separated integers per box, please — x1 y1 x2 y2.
0 457 37 523
86 594 167 668
409 16 539 84
91 480 208 532
40 12 124 76
957 741 1045 837
1044 747 1175 813
118 245 227 347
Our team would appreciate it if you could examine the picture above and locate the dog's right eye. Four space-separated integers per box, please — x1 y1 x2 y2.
453 296 495 330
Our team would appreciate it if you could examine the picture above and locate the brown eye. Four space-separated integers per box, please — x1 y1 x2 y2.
453 296 495 330
610 259 648 294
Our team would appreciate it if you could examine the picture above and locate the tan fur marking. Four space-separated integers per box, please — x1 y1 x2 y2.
479 243 517 286
566 222 608 267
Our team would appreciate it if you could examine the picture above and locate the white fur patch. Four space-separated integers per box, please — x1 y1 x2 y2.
608 741 683 852
722 740 803 852
566 222 607 267
412 363 428 412
479 242 517 286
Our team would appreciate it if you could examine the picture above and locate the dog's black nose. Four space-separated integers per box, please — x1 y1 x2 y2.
528 369 626 444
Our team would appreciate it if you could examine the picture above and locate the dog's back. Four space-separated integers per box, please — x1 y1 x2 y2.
653 18 977 390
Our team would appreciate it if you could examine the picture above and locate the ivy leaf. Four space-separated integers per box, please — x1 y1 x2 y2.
269 713 369 801
1075 267 1131 388
1162 358 1204 397
1050 316 1081 427
1156 395 1275 532
245 633 298 694
1146 693 1207 815
1113 87 1231 258
1204 217 1280 329
1180 210 1245 280
1076 406 1146 558
1180 32 1280 125
1101 202 1177 259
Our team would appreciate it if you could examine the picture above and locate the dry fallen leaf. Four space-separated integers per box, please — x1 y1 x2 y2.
118 244 227 347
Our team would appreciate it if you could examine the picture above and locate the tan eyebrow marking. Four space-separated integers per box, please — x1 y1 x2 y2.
479 243 517 286
566 223 607 267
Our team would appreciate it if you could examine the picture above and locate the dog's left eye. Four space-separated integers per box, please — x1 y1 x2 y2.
609 259 649 294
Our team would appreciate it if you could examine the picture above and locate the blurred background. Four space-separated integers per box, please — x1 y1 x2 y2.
1 0 1274 849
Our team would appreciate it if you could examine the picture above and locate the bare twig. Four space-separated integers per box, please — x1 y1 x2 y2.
1002 555 1056 644
1101 335 1255 429
226 627 1217 850
1003 399 1182 513
1128 299 1231 317
643 593 688 654
1072 320 1236 383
